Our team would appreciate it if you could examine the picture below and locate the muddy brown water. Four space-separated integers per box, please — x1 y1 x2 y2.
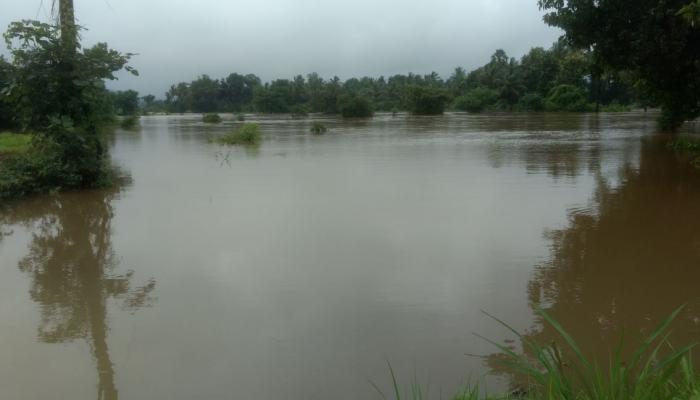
1 112 699 399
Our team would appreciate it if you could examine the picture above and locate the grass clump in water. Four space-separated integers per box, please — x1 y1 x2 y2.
377 306 699 400
216 123 261 146
120 115 140 130
203 113 222 123
236 114 246 122
0 132 31 154
669 136 700 167
310 121 328 135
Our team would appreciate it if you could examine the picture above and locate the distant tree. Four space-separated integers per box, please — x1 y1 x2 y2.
189 75 221 112
454 87 499 112
405 85 450 115
110 90 139 115
339 95 373 118
538 0 700 130
545 84 590 112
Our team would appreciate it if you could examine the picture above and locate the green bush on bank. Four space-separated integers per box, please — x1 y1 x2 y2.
453 87 499 112
120 115 140 130
339 95 373 118
545 84 590 112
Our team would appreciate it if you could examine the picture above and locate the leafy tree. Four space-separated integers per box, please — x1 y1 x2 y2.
1 20 136 195
339 94 373 118
545 84 590 112
538 0 700 130
110 90 139 115
454 87 499 112
517 93 545 111
405 85 450 115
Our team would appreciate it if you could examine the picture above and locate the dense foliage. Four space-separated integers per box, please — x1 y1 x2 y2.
538 0 700 130
0 20 136 199
155 41 640 116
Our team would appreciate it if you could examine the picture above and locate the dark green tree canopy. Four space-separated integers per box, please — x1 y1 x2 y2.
538 0 700 130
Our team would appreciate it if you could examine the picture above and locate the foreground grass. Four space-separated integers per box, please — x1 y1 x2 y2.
379 306 699 400
0 132 31 154
215 123 261 146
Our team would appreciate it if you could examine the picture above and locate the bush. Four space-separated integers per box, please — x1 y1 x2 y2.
310 121 328 135
339 95 373 118
601 101 632 112
120 115 140 130
545 84 590 112
236 114 245 122
202 113 222 123
0 137 113 200
453 87 499 112
216 123 261 146
517 92 545 111
290 104 309 118
406 85 450 115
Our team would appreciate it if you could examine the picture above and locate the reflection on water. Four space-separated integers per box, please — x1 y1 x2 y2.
0 187 155 400
487 137 700 383
1 112 699 399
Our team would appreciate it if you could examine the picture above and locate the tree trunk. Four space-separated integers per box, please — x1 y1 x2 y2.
58 0 77 51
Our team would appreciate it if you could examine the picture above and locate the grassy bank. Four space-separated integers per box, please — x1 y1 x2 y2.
0 132 31 155
381 306 699 400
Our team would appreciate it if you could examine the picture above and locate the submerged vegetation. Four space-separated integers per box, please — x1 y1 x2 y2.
310 121 328 134
382 307 700 400
215 123 261 146
669 136 700 167
202 113 222 123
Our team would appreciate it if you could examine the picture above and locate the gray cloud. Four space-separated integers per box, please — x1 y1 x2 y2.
0 0 561 97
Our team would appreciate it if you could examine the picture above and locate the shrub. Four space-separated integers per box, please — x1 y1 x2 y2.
290 105 309 118
120 115 140 130
406 85 450 115
517 92 545 111
202 113 222 123
216 123 261 145
545 84 590 112
453 87 499 112
339 95 373 118
310 121 327 135
236 114 245 122
601 101 632 112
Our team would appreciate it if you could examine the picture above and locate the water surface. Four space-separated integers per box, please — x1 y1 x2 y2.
1 112 699 399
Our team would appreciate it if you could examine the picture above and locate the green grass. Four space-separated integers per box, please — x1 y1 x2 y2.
310 121 328 135
377 306 699 400
215 123 261 146
0 132 31 154
203 113 222 123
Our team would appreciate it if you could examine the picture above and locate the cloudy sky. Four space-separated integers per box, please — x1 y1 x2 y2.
1 0 561 97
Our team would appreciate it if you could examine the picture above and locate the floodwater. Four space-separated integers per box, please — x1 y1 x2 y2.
1 112 699 399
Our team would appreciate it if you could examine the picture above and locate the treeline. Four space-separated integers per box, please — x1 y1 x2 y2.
147 40 643 116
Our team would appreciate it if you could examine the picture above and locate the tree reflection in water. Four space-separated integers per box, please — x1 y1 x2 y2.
1 186 155 400
486 138 700 386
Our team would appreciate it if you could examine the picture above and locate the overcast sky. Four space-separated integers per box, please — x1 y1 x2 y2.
1 0 561 97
